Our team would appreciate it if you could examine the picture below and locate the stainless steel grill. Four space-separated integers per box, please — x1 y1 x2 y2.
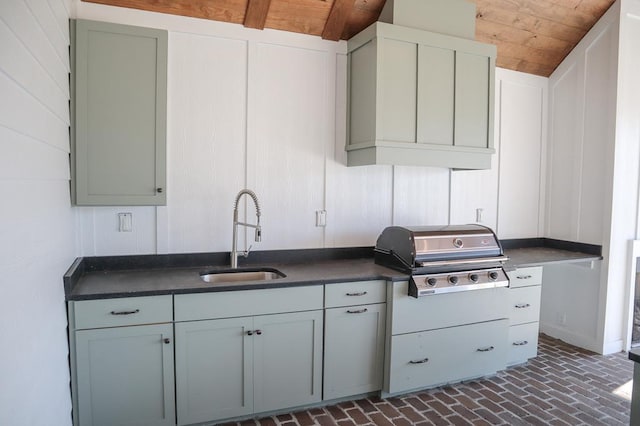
374 225 509 297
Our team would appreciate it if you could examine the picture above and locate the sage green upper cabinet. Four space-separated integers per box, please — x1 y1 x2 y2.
347 22 496 169
72 19 167 205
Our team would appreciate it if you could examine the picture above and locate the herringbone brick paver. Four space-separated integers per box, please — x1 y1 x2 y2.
221 335 633 425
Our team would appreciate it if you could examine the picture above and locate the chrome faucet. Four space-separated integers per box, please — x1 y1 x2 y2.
231 189 262 268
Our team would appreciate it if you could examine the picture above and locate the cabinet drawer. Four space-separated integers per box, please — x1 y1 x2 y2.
387 319 507 394
175 285 323 321
508 322 539 366
71 295 173 330
391 282 507 335
325 280 386 308
507 266 543 288
509 286 541 325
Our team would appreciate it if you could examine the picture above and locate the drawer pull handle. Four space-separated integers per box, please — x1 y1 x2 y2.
517 275 532 279
255 330 262 335
347 308 368 314
110 309 140 315
163 338 171 344
476 346 495 352
346 291 367 296
513 340 529 346
247 330 254 336
409 357 429 364
515 303 531 309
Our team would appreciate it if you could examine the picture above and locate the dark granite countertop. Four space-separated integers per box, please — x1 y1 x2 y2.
67 258 405 300
503 247 601 269
64 240 603 301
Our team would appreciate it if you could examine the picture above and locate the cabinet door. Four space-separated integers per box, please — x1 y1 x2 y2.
253 310 323 412
75 324 175 426
324 303 386 400
175 317 253 425
74 19 167 205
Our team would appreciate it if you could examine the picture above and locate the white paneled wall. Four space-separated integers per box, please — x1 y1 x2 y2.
0 0 74 424
496 69 548 239
247 42 328 250
166 33 247 253
73 2 549 256
546 7 619 246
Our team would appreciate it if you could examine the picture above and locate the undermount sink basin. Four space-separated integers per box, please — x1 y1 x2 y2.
199 268 286 284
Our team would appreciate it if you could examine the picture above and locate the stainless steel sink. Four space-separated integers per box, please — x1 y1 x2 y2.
200 268 286 284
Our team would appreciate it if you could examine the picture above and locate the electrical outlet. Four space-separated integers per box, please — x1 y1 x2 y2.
476 208 483 223
118 212 132 232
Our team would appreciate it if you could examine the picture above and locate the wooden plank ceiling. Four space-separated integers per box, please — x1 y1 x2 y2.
83 0 615 77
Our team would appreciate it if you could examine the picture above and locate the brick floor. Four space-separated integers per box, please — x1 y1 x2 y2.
221 334 633 425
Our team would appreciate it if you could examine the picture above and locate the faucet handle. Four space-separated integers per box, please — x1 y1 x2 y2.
242 245 253 258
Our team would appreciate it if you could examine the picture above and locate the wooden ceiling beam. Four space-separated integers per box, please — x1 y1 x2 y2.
322 0 358 41
244 0 272 30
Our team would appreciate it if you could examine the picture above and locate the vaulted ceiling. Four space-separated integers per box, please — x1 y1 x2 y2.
83 0 616 77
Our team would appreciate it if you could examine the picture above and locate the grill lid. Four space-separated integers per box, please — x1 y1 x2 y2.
374 224 505 272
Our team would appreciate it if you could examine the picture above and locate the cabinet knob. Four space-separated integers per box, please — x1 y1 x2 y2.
247 330 254 336
156 188 163 193
163 338 171 344
255 330 262 335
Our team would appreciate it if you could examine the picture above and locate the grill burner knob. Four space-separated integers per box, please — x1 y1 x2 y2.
448 275 459 285
469 273 479 283
489 271 499 281
426 277 437 286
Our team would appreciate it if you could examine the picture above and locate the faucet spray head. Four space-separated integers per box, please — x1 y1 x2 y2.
255 216 262 242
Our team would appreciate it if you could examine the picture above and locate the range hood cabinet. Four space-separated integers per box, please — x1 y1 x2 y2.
346 22 497 170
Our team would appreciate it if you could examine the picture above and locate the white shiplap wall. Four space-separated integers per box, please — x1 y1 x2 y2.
0 0 74 424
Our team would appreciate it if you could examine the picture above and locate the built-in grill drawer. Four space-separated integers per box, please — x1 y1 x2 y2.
324 280 386 308
507 266 543 288
508 286 542 325
508 322 539 365
386 319 508 394
71 295 173 329
391 281 508 335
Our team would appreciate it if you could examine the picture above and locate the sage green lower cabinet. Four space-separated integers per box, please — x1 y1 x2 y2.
506 266 543 365
323 303 386 400
69 296 175 426
74 324 175 426
174 287 324 425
